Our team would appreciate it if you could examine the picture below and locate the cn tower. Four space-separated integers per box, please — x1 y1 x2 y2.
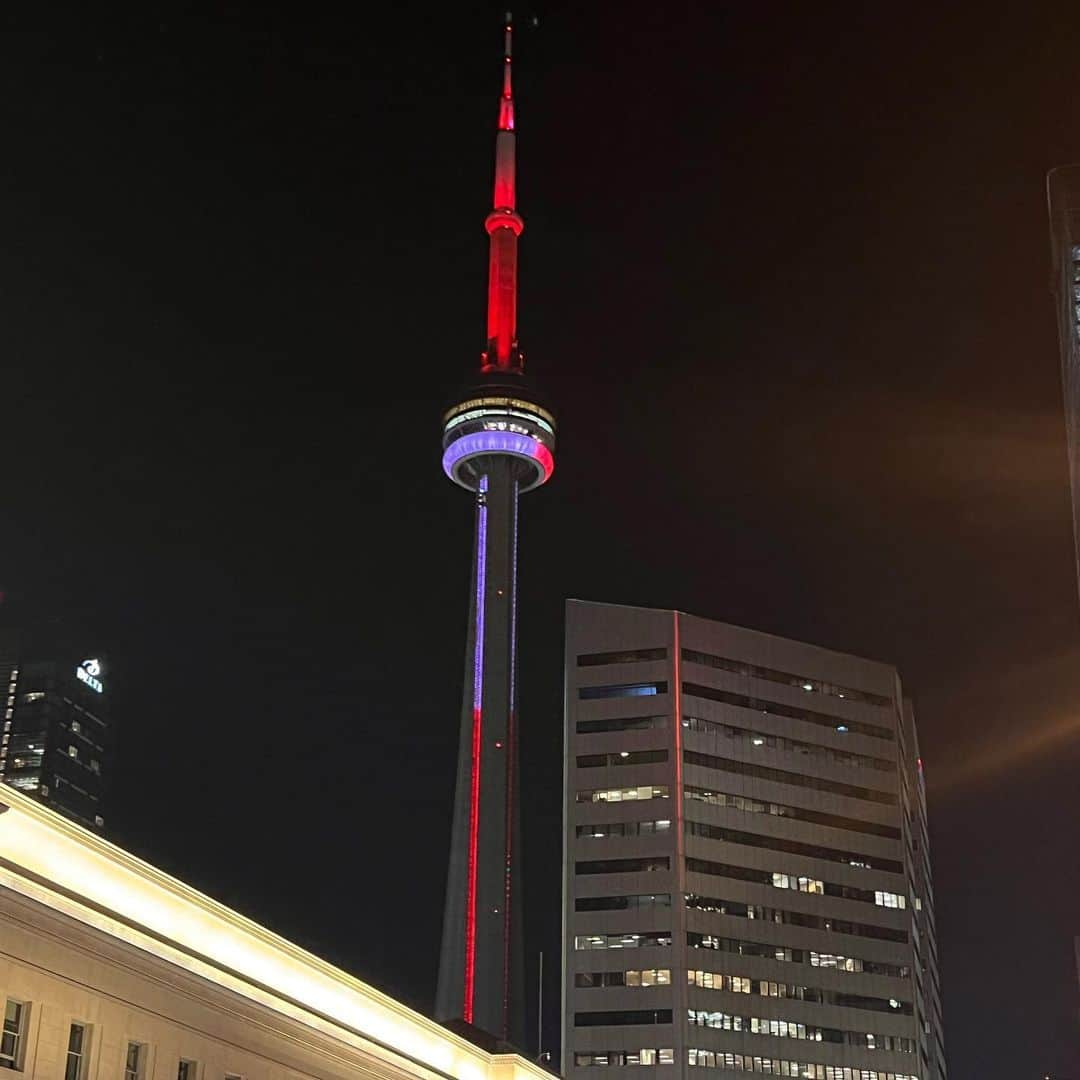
435 13 555 1044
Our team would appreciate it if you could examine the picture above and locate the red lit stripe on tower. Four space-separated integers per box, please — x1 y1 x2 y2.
463 475 490 1022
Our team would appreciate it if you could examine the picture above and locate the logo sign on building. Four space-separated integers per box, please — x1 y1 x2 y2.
77 658 103 694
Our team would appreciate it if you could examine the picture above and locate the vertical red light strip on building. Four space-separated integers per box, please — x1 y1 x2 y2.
464 476 489 1023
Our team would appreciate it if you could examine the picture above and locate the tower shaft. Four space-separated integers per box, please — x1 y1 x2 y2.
436 459 524 1039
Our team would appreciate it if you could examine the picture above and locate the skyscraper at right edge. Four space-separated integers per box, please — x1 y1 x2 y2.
562 601 946 1080
1047 165 1080 602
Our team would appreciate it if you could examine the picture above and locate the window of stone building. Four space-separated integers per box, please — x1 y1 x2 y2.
124 1043 145 1080
64 1023 89 1080
0 1000 27 1071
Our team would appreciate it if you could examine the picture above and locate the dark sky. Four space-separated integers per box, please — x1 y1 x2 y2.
2 3 1078 1076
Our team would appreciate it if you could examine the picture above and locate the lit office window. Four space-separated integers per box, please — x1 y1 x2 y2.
574 1049 673 1067
574 931 672 951
875 890 907 910
579 682 668 700
577 785 670 804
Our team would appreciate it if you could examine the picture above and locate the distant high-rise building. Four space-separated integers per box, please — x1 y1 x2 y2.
562 600 945 1080
1047 165 1080 600
0 626 111 832
436 15 556 1044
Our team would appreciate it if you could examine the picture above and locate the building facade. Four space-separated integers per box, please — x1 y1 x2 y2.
0 785 551 1080
562 601 945 1080
436 16 556 1044
0 628 110 832
1048 165 1080 601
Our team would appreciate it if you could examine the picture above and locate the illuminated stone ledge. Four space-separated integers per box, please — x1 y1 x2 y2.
0 787 551 1080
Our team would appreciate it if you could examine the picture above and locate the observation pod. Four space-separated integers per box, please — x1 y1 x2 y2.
441 380 557 493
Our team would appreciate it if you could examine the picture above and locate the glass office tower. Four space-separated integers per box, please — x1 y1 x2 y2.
0 627 111 831
563 601 945 1080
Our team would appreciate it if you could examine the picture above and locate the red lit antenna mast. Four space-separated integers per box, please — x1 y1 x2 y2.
482 12 525 373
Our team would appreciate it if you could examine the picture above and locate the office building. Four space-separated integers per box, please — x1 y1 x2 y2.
436 16 556 1043
1048 164 1080 600
562 601 945 1080
0 627 111 832
0 784 550 1080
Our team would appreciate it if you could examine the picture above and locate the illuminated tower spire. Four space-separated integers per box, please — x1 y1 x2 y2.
483 14 524 373
436 12 555 1046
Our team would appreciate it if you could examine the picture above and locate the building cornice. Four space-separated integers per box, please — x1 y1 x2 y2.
0 788 549 1080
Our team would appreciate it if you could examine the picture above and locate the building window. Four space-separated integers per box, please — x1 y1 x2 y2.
578 715 668 734
577 785 670 804
576 969 671 988
578 648 667 666
686 969 913 1015
875 890 907 909
683 785 900 839
686 1052 916 1078
574 931 672 950
681 715 893 771
689 855 898 908
576 894 671 912
579 682 668 700
124 1043 145 1080
577 749 668 768
0 1001 26 1071
577 820 671 840
577 856 670 875
177 1061 197 1080
680 648 892 708
576 1010 673 1027
574 1049 674 1067
683 747 896 806
71 720 82 735
683 891 908 944
685 819 902 874
686 933 908 978
65 1024 88 1080
67 746 78 759
681 681 892 740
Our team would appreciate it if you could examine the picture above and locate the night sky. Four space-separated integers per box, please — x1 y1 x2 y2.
2 4 1078 1076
